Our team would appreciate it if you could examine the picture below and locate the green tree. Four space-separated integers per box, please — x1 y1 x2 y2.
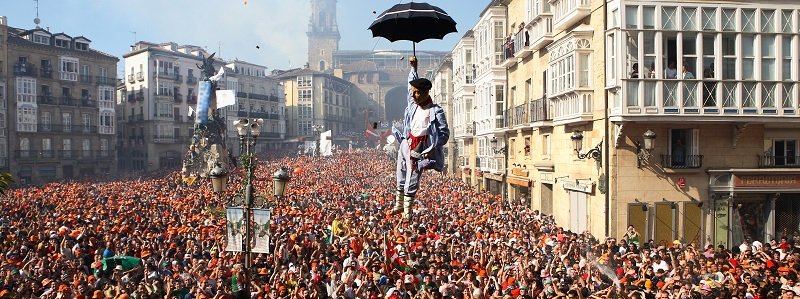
0 172 14 195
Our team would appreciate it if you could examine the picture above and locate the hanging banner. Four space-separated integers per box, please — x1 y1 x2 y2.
252 209 271 254
196 81 212 124
225 207 244 252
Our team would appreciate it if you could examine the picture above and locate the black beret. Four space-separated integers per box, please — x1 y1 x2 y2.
409 78 432 91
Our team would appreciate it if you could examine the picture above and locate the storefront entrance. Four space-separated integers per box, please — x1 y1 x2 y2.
709 170 800 249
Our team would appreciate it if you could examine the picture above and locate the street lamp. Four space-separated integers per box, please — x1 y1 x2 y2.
232 117 263 298
489 137 507 154
272 167 290 198
312 124 324 157
571 131 602 163
635 129 657 168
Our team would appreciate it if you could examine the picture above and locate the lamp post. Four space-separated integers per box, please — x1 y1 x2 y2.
312 124 324 157
233 117 263 298
489 137 508 202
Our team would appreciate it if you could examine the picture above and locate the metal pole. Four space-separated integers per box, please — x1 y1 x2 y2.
242 134 255 298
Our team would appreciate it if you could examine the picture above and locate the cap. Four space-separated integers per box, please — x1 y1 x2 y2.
673 240 681 245
409 78 432 91
115 265 123 271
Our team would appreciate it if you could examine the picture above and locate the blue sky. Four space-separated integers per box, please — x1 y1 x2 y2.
3 0 486 76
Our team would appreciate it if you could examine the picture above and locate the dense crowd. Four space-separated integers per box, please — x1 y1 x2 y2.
1 148 800 299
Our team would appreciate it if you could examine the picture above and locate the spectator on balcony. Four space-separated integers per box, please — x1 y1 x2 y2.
703 63 715 79
505 33 514 59
682 65 695 79
647 62 656 79
664 62 678 79
630 63 640 79
672 138 686 166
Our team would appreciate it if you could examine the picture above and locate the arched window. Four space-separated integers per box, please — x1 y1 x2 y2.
319 61 326 71
19 138 30 158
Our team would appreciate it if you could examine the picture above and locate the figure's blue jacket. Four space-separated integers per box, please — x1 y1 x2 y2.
392 69 450 172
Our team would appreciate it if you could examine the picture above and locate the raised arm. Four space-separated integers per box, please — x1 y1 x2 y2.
407 56 418 107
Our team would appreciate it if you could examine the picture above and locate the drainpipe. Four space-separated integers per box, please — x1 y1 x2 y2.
503 2 509 204
603 0 611 237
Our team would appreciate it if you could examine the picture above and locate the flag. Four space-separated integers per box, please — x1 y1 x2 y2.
187 106 195 117
182 176 197 185
216 90 236 109
383 233 410 272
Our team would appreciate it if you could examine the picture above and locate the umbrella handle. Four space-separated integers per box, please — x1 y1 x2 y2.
412 42 416 58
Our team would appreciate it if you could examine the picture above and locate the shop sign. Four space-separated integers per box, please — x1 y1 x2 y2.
511 168 529 177
563 180 593 193
734 174 800 188
484 172 503 181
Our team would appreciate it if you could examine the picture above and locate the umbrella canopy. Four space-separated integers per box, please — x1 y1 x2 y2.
368 2 457 54
100 256 142 271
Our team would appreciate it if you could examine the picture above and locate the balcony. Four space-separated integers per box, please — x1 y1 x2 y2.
611 80 799 120
80 74 92 83
136 72 144 81
61 71 78 81
154 71 178 80
236 91 248 98
96 150 115 159
528 14 554 50
38 95 56 105
186 94 197 104
501 41 517 68
57 96 79 106
758 155 800 168
248 93 271 101
551 0 591 30
99 126 114 135
661 155 703 169
80 98 96 108
512 30 532 59
174 93 183 104
154 91 174 99
529 98 553 125
96 76 116 85
153 135 182 144
550 91 593 125
40 66 54 79
135 92 144 102
187 76 198 85
38 124 98 134
506 102 530 128
13 63 37 77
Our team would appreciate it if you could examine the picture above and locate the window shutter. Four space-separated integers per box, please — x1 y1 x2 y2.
691 129 700 155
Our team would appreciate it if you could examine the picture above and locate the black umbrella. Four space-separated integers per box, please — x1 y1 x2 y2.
368 2 457 55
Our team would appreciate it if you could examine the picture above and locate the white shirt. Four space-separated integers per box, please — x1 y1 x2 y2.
410 105 430 137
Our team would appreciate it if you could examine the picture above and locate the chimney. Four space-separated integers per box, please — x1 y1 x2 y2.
0 16 7 26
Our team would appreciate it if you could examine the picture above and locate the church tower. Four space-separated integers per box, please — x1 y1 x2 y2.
307 0 340 72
